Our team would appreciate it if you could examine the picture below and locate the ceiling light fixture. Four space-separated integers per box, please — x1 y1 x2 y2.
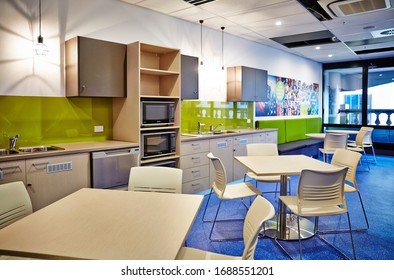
221 26 225 70
35 0 48 56
199 19 204 65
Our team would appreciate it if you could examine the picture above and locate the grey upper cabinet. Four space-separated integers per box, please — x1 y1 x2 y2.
227 66 268 102
66 36 126 97
181 54 199 99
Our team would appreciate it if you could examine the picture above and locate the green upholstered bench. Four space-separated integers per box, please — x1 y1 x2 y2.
255 117 323 158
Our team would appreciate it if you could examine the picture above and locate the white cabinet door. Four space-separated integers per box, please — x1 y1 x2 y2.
233 134 253 181
26 153 90 211
209 136 233 184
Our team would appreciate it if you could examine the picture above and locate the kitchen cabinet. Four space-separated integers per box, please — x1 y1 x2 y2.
209 136 233 184
26 153 90 211
113 42 181 167
253 130 278 144
233 134 254 181
65 36 126 97
227 66 268 102
180 139 210 194
0 160 26 184
181 54 199 99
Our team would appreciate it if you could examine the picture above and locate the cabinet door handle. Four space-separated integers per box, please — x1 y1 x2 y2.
32 162 50 168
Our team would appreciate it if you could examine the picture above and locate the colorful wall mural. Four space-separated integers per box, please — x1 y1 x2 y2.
256 75 319 117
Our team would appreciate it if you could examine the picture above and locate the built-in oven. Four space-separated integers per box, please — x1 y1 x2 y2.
141 101 175 127
141 131 176 159
91 147 140 190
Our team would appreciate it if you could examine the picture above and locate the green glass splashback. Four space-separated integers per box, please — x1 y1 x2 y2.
181 100 254 133
0 96 112 148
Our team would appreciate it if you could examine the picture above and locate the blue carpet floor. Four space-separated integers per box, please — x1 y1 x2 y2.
184 154 394 260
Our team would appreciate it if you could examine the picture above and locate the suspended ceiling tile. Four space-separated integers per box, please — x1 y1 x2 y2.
198 0 292 17
136 0 191 13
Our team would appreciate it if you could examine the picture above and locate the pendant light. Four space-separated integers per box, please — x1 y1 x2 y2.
199 20 204 65
221 26 225 70
35 0 48 56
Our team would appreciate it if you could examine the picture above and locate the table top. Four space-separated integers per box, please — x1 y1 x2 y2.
325 129 359 134
0 188 204 260
234 155 342 176
305 133 326 139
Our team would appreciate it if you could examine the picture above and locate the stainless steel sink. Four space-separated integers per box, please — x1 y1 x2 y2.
0 149 19 156
182 130 240 137
18 145 64 153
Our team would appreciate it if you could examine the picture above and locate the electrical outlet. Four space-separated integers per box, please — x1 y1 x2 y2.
94 126 104 133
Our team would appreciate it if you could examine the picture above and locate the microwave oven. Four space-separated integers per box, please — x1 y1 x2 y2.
141 101 175 127
141 131 176 159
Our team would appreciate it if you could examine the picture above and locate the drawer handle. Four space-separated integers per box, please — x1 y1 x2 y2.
191 157 200 160
191 183 201 187
0 166 22 172
191 170 201 174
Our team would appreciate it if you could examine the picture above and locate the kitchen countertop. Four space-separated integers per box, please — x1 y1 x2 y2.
181 128 278 142
0 140 138 162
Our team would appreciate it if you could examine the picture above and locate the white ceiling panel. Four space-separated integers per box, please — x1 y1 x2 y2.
124 0 394 63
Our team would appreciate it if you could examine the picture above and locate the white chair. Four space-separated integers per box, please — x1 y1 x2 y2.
176 195 275 260
276 168 357 260
319 133 348 162
348 127 376 164
331 149 369 231
347 129 370 170
244 143 291 196
128 166 182 193
203 153 262 241
0 181 32 230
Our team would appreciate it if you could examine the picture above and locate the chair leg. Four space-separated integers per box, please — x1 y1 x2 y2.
202 188 214 222
209 200 222 240
357 191 370 230
297 215 303 260
316 213 357 260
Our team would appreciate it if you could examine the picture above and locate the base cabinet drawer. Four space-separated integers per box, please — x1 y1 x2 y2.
181 140 209 155
0 160 26 184
183 165 209 183
182 177 210 194
180 152 209 169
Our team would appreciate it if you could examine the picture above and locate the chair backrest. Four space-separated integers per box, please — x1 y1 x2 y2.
246 143 278 156
323 133 348 150
0 181 32 230
241 195 275 260
360 126 373 145
331 149 361 190
128 166 182 193
354 129 368 147
297 168 348 216
207 152 227 199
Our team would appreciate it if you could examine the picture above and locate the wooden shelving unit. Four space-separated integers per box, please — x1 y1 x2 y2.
113 41 181 167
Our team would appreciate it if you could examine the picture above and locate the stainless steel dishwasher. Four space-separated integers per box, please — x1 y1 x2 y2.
91 147 139 190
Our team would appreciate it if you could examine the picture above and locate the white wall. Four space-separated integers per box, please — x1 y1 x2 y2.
0 0 322 101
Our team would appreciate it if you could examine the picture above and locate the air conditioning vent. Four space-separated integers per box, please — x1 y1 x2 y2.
318 0 392 17
182 0 217 6
371 28 394 38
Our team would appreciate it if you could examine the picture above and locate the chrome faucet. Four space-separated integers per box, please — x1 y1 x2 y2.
197 122 205 134
210 123 223 133
9 134 20 151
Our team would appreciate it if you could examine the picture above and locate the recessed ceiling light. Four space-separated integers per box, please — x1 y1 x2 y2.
315 46 321 50
275 21 282 26
328 54 333 57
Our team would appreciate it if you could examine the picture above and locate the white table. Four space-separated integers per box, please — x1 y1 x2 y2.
325 129 358 135
0 188 203 260
234 155 342 240
305 133 326 139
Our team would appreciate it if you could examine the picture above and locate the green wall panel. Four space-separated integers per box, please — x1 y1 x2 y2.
0 96 112 148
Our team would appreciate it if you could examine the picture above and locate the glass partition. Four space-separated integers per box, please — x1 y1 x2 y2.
367 66 394 126
323 67 363 125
